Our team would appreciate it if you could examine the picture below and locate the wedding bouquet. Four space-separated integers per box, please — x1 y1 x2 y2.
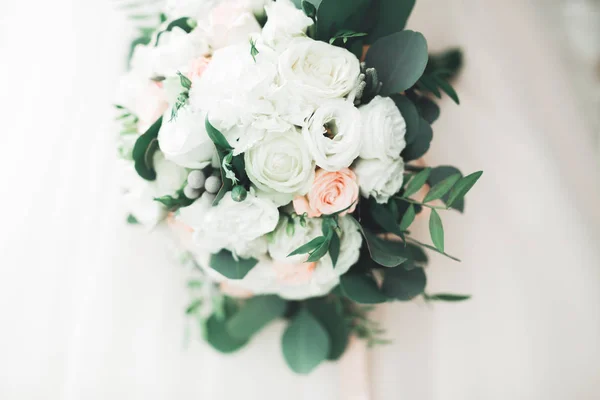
116 0 482 374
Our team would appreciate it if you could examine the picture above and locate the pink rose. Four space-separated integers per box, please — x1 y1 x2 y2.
293 168 359 218
272 261 317 285
188 56 211 79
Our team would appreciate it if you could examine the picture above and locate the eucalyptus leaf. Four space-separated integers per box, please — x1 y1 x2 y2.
429 209 444 253
226 296 287 340
132 116 162 181
423 173 461 203
382 264 426 301
393 95 433 161
367 0 416 43
307 299 349 360
446 171 483 208
205 116 232 150
340 273 388 304
282 309 331 374
155 17 195 45
316 0 370 42
361 228 409 268
210 250 258 279
205 314 248 353
403 167 431 198
414 96 440 124
365 30 428 95
369 200 403 236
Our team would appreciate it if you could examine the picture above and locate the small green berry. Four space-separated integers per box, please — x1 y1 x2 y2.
231 185 248 202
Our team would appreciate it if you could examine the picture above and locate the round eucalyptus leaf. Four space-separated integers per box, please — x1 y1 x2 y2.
393 95 433 161
382 264 426 301
340 273 388 304
367 0 416 43
365 30 428 95
307 299 349 360
205 315 248 353
282 309 331 374
209 250 258 279
226 295 287 341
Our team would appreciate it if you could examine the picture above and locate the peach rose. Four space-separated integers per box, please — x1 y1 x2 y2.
272 261 317 285
293 168 359 217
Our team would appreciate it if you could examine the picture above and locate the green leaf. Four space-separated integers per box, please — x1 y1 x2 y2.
306 237 332 262
423 173 461 203
155 17 195 45
226 295 287 341
367 0 416 43
316 0 371 42
209 250 258 279
446 171 483 208
382 264 426 301
306 299 349 360
434 75 460 104
408 238 460 262
288 236 327 257
427 166 465 212
425 293 471 302
426 49 463 80
414 96 440 124
329 231 341 267
369 200 403 236
205 314 248 353
132 116 162 181
126 214 139 225
361 228 409 268
393 95 433 161
403 167 431 197
429 209 444 253
340 273 388 304
398 204 416 231
282 308 331 374
205 116 232 151
365 30 429 95
301 0 317 19
329 29 368 45
177 71 192 90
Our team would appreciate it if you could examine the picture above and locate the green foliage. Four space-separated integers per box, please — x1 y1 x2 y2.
316 0 371 42
398 204 416 231
365 30 429 96
360 227 408 268
413 96 440 124
345 304 390 347
403 167 431 197
301 0 317 19
126 214 139 224
414 49 464 105
393 95 433 161
282 308 331 374
446 171 483 208
306 298 349 360
423 173 461 203
424 293 471 302
288 216 342 265
132 116 162 181
205 117 240 205
429 209 444 252
382 263 427 300
427 166 465 211
154 187 195 211
340 273 388 304
249 38 259 62
329 29 368 45
209 250 259 279
205 314 248 353
155 17 196 45
367 0 416 43
226 295 287 340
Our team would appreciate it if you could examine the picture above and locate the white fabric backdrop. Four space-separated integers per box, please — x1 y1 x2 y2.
0 1 599 399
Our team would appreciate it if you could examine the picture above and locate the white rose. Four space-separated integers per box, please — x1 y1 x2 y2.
165 0 219 19
359 96 407 160
245 128 315 205
189 44 278 130
261 0 314 51
203 1 262 50
131 28 209 77
191 193 279 255
278 38 360 102
158 107 215 169
122 153 188 227
233 214 362 300
303 99 362 171
354 157 405 204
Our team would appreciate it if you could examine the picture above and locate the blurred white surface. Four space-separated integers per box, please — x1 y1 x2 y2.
0 1 599 399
